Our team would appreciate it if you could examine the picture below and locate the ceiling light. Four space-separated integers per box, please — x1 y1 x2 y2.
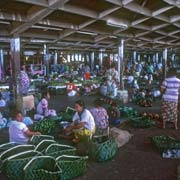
109 35 117 39
30 39 52 43
77 30 97 36
0 21 10 25
107 19 128 28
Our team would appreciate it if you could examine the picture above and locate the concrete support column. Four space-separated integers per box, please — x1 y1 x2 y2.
54 51 58 65
91 52 94 71
0 49 4 80
171 54 175 67
155 52 159 63
162 48 167 79
137 54 141 62
10 37 22 111
99 50 103 66
133 51 136 63
43 44 49 76
118 39 124 89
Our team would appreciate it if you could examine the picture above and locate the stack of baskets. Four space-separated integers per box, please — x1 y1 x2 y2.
0 135 88 180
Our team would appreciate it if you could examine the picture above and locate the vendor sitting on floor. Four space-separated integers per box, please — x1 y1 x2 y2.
66 78 77 97
64 100 95 143
34 91 57 121
107 102 121 125
9 110 41 144
90 99 109 134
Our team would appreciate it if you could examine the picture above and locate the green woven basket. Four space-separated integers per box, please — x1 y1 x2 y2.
3 150 42 180
0 144 35 161
88 138 118 162
33 118 56 134
35 140 56 153
0 142 20 154
130 116 155 128
56 155 88 180
151 135 180 152
24 156 62 180
30 135 54 146
45 144 76 158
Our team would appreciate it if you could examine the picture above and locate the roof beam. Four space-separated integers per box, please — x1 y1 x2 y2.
170 15 180 23
162 0 177 5
14 0 48 7
59 4 98 19
10 0 64 35
131 17 150 26
104 0 122 6
152 6 173 16
99 7 121 18
122 0 134 5
151 23 169 31
125 2 151 16
0 12 26 22
39 19 77 29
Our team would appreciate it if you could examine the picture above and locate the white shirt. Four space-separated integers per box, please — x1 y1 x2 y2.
9 121 29 144
72 109 95 132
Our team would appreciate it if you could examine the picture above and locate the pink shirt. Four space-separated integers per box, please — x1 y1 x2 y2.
37 98 48 115
9 121 29 144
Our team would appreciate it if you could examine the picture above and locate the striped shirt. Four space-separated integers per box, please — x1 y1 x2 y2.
161 76 180 102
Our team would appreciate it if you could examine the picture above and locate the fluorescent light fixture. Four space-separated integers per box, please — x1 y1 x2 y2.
32 25 63 31
0 21 10 25
77 30 97 36
30 39 52 43
107 19 128 28
109 35 117 39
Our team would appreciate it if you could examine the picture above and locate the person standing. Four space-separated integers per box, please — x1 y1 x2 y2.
161 75 180 129
20 65 30 95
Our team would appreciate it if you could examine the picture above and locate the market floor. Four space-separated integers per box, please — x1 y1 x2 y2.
0 94 180 180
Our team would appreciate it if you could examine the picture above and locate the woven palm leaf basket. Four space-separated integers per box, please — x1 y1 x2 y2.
45 144 76 158
3 150 42 180
24 156 62 180
56 155 88 180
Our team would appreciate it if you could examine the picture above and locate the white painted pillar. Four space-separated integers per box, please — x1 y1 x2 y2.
91 52 94 71
118 39 124 88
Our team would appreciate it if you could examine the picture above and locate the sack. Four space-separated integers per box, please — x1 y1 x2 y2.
88 138 118 162
110 127 133 148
